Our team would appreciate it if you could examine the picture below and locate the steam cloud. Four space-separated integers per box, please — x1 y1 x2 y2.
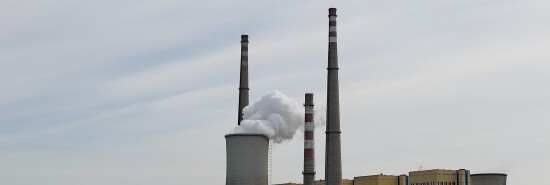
231 90 325 143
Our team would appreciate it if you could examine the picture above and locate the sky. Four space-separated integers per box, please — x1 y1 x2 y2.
1 0 549 184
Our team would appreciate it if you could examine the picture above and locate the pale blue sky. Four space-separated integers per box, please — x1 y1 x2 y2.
1 0 549 185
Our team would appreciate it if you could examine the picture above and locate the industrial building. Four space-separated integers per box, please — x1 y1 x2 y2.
408 169 470 185
273 179 354 185
275 169 474 185
315 179 354 185
353 174 408 185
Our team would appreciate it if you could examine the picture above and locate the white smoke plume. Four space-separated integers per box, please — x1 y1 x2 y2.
231 90 325 143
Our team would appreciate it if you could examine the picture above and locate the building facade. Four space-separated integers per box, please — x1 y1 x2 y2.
409 169 470 185
354 174 409 185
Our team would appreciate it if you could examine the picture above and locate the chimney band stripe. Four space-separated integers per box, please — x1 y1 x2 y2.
304 148 314 158
305 114 314 122
304 140 314 148
305 123 314 131
305 131 314 139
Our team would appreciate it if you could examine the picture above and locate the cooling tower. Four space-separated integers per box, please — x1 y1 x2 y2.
471 173 507 185
325 7 342 185
225 134 269 185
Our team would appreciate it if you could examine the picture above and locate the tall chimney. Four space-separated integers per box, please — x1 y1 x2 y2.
303 93 315 185
238 35 249 125
325 8 342 185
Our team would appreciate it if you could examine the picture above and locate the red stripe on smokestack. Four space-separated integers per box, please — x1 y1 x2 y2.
305 114 314 122
237 35 249 125
305 131 314 140
304 148 314 158
303 93 315 185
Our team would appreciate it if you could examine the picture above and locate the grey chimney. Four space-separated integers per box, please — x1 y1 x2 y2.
238 35 249 125
325 8 342 185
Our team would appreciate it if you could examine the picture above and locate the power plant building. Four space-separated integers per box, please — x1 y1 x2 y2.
409 169 470 185
354 174 409 185
274 169 481 185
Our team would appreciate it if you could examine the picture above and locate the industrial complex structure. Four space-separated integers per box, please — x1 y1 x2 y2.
225 8 507 185
277 169 508 185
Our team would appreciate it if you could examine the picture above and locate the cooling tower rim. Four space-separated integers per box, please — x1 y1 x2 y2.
225 133 269 139
471 173 507 176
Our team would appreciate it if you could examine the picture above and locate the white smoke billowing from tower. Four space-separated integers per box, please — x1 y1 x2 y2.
231 90 325 144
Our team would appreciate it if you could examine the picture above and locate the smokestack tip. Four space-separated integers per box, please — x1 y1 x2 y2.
329 8 337 16
305 93 314 106
241 35 249 42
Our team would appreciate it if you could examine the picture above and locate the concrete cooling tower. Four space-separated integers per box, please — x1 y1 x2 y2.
225 134 269 185
471 173 507 185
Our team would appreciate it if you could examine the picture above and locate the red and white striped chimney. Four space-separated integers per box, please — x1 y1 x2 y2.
303 93 315 185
